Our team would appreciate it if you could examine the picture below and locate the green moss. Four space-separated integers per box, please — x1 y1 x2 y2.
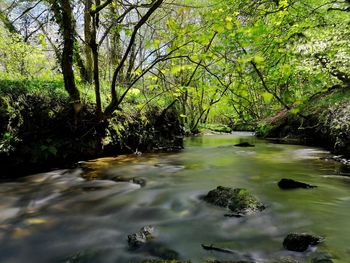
200 123 232 133
255 122 273 137
204 186 265 215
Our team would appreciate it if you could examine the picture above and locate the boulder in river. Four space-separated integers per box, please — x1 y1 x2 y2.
128 226 155 249
283 233 324 252
234 142 255 147
203 186 265 215
278 178 316 190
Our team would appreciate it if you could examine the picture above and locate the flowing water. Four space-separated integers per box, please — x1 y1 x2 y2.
0 133 349 263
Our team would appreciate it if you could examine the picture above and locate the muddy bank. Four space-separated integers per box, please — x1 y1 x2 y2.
0 82 183 177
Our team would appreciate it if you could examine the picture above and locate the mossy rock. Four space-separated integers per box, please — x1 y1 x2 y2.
146 243 179 260
270 257 299 263
204 186 265 215
128 226 155 249
311 252 334 263
283 233 324 252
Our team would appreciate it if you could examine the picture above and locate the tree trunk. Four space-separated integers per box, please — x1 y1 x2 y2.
84 0 93 83
105 0 164 116
91 8 102 115
61 0 81 110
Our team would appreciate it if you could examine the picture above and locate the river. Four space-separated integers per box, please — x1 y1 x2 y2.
0 133 349 263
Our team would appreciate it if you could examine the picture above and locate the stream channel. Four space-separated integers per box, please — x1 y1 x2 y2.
0 133 349 263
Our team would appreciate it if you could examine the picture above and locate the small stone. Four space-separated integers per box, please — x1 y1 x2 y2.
283 233 324 252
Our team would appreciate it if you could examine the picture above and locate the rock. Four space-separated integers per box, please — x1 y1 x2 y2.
107 175 146 187
128 226 155 249
147 243 180 260
311 252 334 263
132 177 147 187
270 257 299 263
234 142 255 147
283 233 324 252
63 250 103 263
278 178 317 190
128 227 180 260
224 213 245 218
203 186 265 215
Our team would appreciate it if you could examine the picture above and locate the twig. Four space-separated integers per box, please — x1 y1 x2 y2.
201 244 236 254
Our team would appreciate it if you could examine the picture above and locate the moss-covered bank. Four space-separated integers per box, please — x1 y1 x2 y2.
256 86 350 157
0 81 183 177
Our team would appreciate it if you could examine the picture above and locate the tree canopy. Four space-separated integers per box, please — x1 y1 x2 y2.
0 0 348 131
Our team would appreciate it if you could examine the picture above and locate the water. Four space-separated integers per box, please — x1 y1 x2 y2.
0 133 349 263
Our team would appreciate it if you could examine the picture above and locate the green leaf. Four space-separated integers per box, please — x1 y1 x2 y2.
253 55 264 64
226 22 233 30
289 108 300 114
261 92 274 103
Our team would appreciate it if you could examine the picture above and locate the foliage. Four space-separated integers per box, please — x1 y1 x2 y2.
0 24 57 80
199 123 232 133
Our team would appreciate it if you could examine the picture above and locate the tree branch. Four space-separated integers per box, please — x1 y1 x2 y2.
105 0 164 115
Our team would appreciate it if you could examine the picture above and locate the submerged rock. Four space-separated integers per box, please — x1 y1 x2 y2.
311 252 334 263
283 233 324 252
106 175 146 187
205 260 255 263
128 226 155 249
141 260 190 263
234 142 255 147
63 250 104 263
270 257 299 263
278 178 316 189
146 244 179 260
203 186 265 215
128 226 180 260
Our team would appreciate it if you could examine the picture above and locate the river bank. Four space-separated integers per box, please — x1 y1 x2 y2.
256 87 350 159
0 81 184 177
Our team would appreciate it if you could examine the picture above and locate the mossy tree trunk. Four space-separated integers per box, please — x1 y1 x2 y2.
61 0 81 111
84 0 94 83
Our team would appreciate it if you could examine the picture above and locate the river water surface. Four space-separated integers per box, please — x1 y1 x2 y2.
0 133 349 263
